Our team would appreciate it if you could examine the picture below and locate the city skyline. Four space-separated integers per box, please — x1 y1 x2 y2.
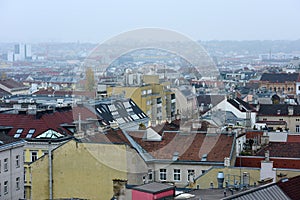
1 0 300 43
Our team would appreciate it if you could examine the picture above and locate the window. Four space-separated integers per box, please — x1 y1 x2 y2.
16 177 20 190
4 158 8 172
24 168 27 182
16 155 20 168
148 169 153 181
296 125 300 133
296 119 300 122
279 118 283 121
26 129 35 138
159 169 167 181
4 181 8 194
14 128 23 138
146 100 152 105
173 169 181 181
187 169 195 181
31 151 38 162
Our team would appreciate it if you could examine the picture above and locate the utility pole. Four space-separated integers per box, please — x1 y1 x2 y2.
49 141 53 200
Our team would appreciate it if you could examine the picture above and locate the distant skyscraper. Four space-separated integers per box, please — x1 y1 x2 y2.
25 44 32 59
13 43 32 61
14 43 25 61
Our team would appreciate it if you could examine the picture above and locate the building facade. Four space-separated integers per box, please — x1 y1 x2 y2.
29 140 148 200
0 133 25 200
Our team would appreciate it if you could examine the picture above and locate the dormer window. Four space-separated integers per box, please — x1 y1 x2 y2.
14 129 23 138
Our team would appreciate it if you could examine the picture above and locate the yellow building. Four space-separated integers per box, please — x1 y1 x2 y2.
106 79 176 125
24 137 72 199
29 139 148 200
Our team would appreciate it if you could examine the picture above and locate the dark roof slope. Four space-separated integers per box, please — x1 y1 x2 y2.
223 175 300 200
260 73 300 83
0 132 24 147
0 79 26 89
258 104 300 116
277 175 300 200
227 98 254 112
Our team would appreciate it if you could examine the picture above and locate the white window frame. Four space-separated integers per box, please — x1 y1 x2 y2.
159 169 167 181
173 169 181 181
31 151 38 162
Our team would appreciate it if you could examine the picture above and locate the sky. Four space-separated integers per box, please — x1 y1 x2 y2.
1 0 300 43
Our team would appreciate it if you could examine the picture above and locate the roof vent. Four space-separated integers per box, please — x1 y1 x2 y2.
277 110 281 115
172 152 179 161
201 154 207 161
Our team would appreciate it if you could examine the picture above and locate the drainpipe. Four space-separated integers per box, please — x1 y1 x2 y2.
49 141 53 200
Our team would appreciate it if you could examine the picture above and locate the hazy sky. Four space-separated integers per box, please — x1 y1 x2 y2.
1 0 300 42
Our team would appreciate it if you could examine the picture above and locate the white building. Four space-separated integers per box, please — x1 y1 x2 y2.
0 132 26 200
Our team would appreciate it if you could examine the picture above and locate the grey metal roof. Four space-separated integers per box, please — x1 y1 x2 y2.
222 184 290 200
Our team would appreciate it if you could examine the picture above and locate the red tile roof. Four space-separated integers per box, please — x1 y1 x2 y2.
287 135 300 143
128 131 234 162
235 156 300 169
256 142 300 158
0 106 97 138
81 129 131 145
33 88 73 96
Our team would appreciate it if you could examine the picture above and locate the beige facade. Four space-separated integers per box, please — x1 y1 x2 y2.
29 140 148 200
257 115 300 133
260 82 296 95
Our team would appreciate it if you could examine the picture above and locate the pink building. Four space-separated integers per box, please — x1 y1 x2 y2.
132 182 175 200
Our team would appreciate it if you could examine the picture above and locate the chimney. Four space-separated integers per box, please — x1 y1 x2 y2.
288 106 294 116
256 104 260 112
112 179 127 200
260 151 275 184
264 150 270 161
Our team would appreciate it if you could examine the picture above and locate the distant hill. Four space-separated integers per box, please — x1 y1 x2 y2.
200 40 300 55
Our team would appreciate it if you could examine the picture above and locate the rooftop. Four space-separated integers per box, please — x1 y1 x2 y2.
260 73 300 83
132 182 174 194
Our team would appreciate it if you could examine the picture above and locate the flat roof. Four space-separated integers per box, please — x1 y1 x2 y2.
132 182 175 194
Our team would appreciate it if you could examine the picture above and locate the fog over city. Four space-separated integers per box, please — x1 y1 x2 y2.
1 0 300 42
1 1 300 200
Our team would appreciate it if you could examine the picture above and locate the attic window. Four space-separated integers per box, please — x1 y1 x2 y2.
26 129 35 138
14 129 23 138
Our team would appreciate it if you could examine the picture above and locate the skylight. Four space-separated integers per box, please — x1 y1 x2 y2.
26 129 35 138
14 129 23 138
